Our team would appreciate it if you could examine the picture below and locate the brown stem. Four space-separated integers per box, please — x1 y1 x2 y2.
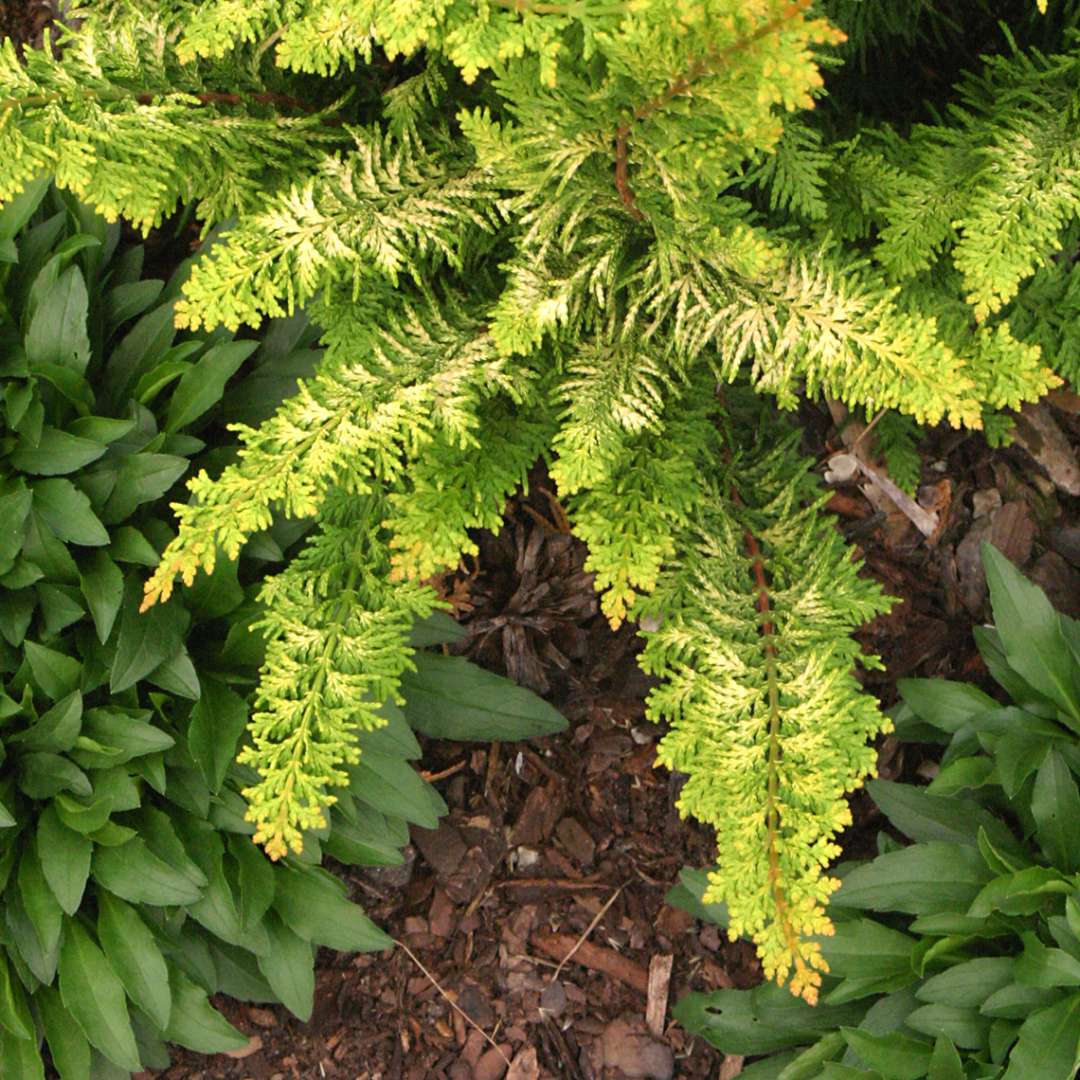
735 489 812 995
612 0 812 221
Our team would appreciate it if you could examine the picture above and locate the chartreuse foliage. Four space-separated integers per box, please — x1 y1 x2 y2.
670 544 1080 1079
2 0 1075 999
0 185 565 1077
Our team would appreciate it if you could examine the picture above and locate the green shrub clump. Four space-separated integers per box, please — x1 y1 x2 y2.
671 544 1080 1079
2 0 1075 1000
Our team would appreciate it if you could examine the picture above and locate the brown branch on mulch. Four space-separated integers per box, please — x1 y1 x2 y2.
531 932 650 994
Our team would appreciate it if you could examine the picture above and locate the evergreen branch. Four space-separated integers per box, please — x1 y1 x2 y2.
611 0 828 220
241 492 438 859
735 489 819 1004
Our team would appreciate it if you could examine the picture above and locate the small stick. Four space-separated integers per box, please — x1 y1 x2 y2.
394 938 510 1066
498 878 604 891
551 885 623 983
420 759 468 783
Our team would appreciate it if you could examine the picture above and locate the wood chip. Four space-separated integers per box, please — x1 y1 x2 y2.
531 932 649 994
645 954 674 1038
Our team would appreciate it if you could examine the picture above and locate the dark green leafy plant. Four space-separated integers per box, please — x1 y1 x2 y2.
669 542 1080 1080
0 182 565 1078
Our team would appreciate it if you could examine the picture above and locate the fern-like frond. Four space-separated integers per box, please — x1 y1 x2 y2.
0 18 339 229
636 403 893 1002
143 285 511 607
176 127 505 331
242 492 437 859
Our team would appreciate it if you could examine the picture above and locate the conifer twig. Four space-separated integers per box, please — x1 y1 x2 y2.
734 488 821 1004
612 0 812 220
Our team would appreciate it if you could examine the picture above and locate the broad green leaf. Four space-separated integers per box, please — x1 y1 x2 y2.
969 867 1072 918
0 588 35 646
97 892 172 1031
32 479 108 547
188 677 248 793
79 550 124 644
273 864 392 953
101 452 189 522
995 730 1052 799
867 779 1017 853
776 1032 846 1079
228 835 276 929
0 175 50 239
18 751 92 799
0 953 33 1039
19 841 63 957
36 582 85 635
101 300 177 407
136 805 208 890
1001 993 1080 1080
0 1025 45 1080
322 805 408 867
10 691 81 752
904 1003 991 1049
409 610 468 648
0 487 32 571
25 264 91 374
82 707 175 763
401 652 567 740
821 919 915 982
55 793 113 834
356 700 422 760
1031 751 1080 872
109 577 189 693
104 278 164 327
164 969 248 1054
133 357 193 406
257 913 315 1020
38 804 92 914
24 639 82 697
671 983 867 1055
840 1028 932 1079
982 543 1080 727
38 984 91 1080
981 982 1062 1019
92 838 203 906
832 843 993 915
66 416 136 444
147 647 201 700
26 360 94 411
108 525 160 566
898 679 998 733
926 755 996 795
182 549 244 619
59 920 141 1072
9 426 107 476
927 1035 965 1080
1016 932 1080 987
187 852 244 945
22 508 79 582
165 339 258 432
350 750 445 829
